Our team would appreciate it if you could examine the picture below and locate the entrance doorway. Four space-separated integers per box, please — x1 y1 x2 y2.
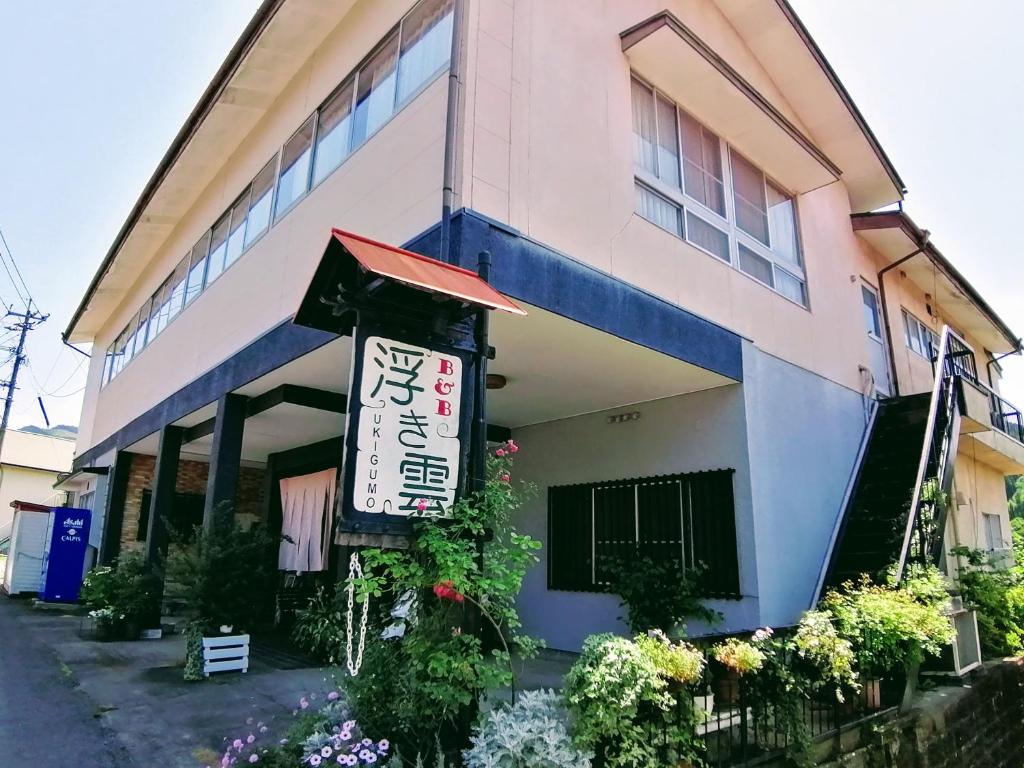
861 282 892 396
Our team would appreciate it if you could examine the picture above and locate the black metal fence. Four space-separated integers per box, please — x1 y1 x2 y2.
989 389 1024 443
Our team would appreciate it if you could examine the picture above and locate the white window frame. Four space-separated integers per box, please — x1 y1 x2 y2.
630 74 809 309
902 309 938 360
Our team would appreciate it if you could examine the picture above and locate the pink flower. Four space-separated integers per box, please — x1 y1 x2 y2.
327 691 340 701
310 756 322 767
299 697 310 710
507 440 519 453
233 740 244 751
416 498 428 513
247 735 255 744
495 448 506 457
500 473 510 483
248 755 259 764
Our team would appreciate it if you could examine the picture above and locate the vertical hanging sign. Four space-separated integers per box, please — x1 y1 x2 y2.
339 316 474 536
353 335 464 516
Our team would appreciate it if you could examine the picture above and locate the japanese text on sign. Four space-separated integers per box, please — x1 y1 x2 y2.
353 336 462 516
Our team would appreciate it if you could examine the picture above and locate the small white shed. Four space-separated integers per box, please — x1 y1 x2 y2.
2 501 52 596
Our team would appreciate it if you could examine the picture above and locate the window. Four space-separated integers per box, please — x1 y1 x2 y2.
635 183 681 237
630 77 806 306
731 152 769 245
275 116 315 219
312 80 355 186
396 0 453 105
184 231 210 306
100 0 455 387
245 156 277 246
547 469 739 597
680 110 724 215
982 512 1003 551
165 255 190 323
134 298 153 355
862 285 882 338
351 34 399 148
903 309 938 359
205 213 230 286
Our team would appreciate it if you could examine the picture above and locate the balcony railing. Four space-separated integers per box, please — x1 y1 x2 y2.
940 332 980 384
989 389 1024 444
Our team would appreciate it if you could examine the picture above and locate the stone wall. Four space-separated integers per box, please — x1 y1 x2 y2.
119 454 265 550
816 659 1024 768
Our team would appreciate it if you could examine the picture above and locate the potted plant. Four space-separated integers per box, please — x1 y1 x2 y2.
710 634 767 704
80 552 157 640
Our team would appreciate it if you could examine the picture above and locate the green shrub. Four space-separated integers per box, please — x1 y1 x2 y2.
635 630 706 685
80 551 158 625
711 636 766 676
564 633 700 768
605 554 720 635
164 509 277 634
821 569 954 673
346 444 541 761
950 546 1024 657
291 586 346 663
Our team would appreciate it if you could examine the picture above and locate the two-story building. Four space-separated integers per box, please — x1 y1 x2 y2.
63 0 1021 652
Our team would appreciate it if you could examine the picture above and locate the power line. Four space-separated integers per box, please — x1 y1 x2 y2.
0 225 35 311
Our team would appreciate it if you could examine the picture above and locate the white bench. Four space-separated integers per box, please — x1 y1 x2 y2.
202 634 250 676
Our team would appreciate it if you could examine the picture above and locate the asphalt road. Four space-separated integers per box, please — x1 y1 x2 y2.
0 599 135 768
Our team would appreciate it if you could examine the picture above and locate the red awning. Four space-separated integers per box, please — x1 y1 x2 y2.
330 229 526 315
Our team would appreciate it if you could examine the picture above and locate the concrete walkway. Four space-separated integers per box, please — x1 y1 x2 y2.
0 599 335 768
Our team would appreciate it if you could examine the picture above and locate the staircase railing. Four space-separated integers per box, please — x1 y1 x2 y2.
894 326 965 579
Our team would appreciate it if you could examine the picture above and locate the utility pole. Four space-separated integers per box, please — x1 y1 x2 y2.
0 300 48 471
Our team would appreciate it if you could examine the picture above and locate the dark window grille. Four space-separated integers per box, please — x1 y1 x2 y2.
547 469 739 598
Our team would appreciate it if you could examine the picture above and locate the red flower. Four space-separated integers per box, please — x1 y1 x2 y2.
495 448 506 457
500 473 511 483
433 581 465 603
507 440 519 454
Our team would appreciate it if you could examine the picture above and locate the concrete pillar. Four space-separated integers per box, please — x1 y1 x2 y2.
99 451 133 565
144 425 183 566
203 393 248 532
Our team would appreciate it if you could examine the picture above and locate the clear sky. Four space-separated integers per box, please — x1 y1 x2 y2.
0 1 1021 432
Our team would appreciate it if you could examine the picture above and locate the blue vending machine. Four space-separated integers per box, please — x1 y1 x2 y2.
41 508 92 602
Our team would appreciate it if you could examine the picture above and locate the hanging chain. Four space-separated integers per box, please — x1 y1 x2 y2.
345 551 370 677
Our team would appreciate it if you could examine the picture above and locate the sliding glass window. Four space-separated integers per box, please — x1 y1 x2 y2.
184 231 210 306
312 81 355 187
630 76 807 307
205 213 230 286
275 116 315 220
351 34 399 148
225 191 249 269
396 0 453 105
245 156 277 246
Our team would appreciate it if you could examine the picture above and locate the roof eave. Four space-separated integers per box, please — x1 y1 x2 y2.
63 0 286 343
852 210 1021 353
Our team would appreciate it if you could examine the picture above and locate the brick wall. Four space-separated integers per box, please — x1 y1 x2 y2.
119 455 266 551
816 659 1024 768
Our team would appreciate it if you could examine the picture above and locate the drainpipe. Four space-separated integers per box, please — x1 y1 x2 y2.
986 346 1021 388
877 230 930 397
439 0 465 265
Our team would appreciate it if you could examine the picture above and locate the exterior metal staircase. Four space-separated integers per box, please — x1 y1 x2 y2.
816 327 966 600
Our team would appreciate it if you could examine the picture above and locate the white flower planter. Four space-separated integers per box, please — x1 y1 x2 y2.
202 633 250 676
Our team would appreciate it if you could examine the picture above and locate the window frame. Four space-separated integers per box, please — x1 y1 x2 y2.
630 74 809 310
902 308 939 360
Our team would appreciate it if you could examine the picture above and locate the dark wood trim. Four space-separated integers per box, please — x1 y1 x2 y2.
98 451 133 566
203 394 248 530
144 426 183 566
620 11 841 180
182 385 347 445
